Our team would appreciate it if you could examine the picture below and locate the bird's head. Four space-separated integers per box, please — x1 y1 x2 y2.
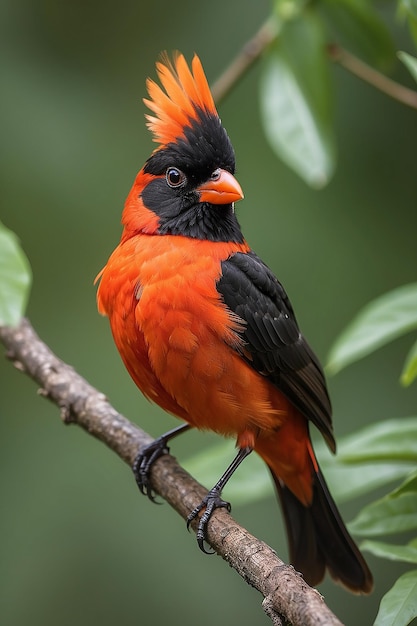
121 53 244 243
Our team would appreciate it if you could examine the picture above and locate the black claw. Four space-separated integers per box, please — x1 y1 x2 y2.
186 488 232 554
197 535 215 555
132 439 170 501
133 424 191 500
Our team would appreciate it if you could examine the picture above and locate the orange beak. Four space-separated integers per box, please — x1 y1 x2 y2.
197 169 244 205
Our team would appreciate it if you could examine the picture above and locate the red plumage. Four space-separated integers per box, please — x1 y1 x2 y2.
96 53 372 593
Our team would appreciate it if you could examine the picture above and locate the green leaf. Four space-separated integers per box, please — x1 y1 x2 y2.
362 539 417 564
315 418 417 501
326 417 417 464
318 454 415 503
374 570 417 626
401 339 417 386
320 0 395 70
260 10 335 188
398 51 417 85
349 472 417 536
327 283 417 375
390 472 417 497
350 492 417 536
0 222 32 326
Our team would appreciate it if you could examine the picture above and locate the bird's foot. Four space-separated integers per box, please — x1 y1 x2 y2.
132 437 170 502
133 424 191 501
187 488 231 554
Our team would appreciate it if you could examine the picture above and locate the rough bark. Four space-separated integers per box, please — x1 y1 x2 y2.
0 318 344 626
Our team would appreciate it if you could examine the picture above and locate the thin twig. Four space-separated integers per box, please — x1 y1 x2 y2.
0 318 344 626
328 43 417 110
211 15 280 104
211 16 417 112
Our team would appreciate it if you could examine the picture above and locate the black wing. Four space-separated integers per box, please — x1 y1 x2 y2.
217 251 335 452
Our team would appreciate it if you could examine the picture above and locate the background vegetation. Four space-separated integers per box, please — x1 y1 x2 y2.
1 0 417 624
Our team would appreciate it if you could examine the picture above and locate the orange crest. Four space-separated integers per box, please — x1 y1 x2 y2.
144 53 218 148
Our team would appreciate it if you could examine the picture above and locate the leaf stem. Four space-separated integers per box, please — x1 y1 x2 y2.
328 43 417 111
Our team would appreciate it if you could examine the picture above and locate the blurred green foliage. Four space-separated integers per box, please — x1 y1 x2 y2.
327 283 417 383
0 222 31 325
1 0 417 625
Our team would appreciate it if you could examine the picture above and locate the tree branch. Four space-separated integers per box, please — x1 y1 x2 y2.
0 318 344 626
328 44 417 111
211 15 279 104
210 16 417 112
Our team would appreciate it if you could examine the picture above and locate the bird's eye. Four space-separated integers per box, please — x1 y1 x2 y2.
210 168 221 181
166 167 186 188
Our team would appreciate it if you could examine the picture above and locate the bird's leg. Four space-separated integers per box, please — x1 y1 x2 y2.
187 446 253 553
133 423 191 501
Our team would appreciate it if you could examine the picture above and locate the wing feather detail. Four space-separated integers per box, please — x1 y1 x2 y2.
217 252 335 452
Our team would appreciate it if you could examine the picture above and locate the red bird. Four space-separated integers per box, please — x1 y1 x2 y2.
96 53 373 593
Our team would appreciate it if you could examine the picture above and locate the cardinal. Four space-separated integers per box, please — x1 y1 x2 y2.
96 52 373 593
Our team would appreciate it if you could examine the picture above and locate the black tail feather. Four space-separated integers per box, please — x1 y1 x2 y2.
271 465 373 593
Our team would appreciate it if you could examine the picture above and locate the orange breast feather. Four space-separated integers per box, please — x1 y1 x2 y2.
97 233 313 502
